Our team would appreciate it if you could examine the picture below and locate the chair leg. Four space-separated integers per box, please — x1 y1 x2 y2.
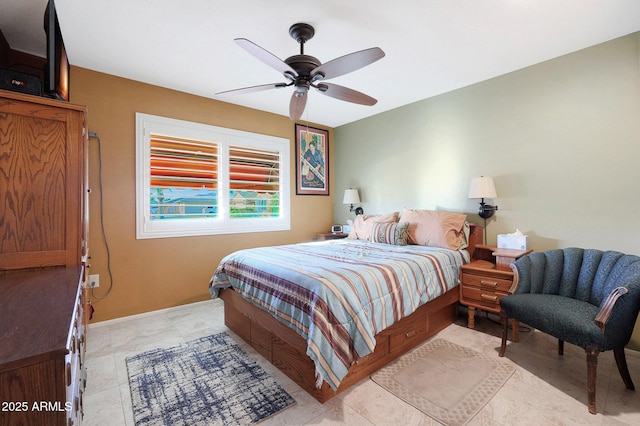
613 347 636 390
586 345 599 414
558 339 564 356
499 310 508 357
510 319 520 342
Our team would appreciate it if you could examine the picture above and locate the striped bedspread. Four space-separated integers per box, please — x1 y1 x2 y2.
209 239 469 390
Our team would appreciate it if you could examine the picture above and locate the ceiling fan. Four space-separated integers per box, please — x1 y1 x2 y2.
216 23 385 120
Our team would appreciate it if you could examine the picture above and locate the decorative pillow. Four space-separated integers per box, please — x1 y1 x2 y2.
399 208 468 250
370 221 409 246
458 221 471 250
347 212 399 240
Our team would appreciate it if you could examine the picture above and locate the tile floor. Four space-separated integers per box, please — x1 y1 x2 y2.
83 300 640 425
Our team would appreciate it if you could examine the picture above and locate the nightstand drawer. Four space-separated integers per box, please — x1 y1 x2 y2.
460 285 508 310
461 272 512 292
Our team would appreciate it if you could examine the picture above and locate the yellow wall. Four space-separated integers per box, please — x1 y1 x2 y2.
70 68 334 322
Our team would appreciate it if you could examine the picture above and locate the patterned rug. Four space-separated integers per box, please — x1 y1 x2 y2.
371 338 514 426
126 332 295 425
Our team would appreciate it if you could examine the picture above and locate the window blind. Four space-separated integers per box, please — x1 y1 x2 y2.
229 145 281 218
149 134 218 220
148 136 281 220
136 113 290 238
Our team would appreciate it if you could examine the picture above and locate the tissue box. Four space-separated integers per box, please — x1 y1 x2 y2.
497 234 528 250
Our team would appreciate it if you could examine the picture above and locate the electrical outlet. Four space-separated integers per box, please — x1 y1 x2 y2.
89 274 99 288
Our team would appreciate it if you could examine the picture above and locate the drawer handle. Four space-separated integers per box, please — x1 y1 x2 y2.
66 362 72 385
481 294 498 302
480 280 498 288
405 329 417 338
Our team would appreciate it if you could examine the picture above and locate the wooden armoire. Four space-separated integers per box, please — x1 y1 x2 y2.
0 90 89 426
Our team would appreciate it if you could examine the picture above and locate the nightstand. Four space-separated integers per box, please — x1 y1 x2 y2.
459 245 532 341
315 232 348 241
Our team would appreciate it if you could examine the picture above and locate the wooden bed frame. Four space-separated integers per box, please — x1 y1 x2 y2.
218 224 483 403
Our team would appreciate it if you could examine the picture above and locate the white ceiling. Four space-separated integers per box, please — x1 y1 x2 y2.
2 0 640 127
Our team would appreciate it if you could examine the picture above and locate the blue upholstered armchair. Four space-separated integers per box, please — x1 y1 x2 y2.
498 248 640 414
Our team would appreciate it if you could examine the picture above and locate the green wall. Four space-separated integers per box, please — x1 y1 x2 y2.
334 32 640 348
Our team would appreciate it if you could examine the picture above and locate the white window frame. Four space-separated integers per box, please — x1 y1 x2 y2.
136 113 290 239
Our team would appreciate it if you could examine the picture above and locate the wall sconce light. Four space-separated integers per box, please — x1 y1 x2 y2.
468 176 498 219
343 188 363 215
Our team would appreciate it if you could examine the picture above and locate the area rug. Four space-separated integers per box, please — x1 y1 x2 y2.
371 338 515 426
126 332 295 425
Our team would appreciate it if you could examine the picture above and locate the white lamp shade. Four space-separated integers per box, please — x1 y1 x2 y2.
468 176 497 199
343 188 360 204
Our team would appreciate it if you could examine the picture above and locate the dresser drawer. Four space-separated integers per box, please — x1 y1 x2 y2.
353 334 389 368
388 309 428 354
461 272 512 292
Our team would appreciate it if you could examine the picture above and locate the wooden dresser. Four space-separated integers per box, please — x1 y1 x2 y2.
0 268 86 426
0 90 89 425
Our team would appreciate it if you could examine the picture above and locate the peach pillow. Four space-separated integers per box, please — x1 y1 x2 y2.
399 208 468 250
347 212 399 240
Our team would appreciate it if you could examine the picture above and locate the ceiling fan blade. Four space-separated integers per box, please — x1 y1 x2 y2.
289 91 308 120
315 82 377 106
216 82 289 96
311 47 385 81
235 38 297 79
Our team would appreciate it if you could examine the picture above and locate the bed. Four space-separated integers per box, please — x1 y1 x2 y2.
209 209 483 403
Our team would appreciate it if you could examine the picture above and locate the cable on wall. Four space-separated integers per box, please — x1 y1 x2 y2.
88 131 114 301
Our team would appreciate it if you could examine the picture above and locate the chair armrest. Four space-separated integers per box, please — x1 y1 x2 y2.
594 287 629 332
508 263 520 294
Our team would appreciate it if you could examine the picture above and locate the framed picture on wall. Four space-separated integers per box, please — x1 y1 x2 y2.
295 124 329 195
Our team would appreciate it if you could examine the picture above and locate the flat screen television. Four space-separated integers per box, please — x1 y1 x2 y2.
43 0 69 101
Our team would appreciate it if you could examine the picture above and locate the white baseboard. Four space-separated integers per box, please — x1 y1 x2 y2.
88 299 215 330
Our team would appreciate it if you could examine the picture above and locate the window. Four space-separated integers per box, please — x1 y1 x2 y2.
136 113 290 239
